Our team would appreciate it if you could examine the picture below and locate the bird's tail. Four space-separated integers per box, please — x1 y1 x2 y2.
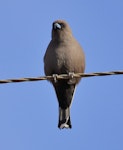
58 107 72 129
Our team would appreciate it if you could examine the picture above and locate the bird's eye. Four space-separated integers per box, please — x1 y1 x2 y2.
60 23 64 28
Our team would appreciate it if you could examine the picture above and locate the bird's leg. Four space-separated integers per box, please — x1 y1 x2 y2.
52 74 58 83
68 72 75 79
68 72 75 84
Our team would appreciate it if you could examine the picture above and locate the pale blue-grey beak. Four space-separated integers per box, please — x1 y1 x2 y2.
53 23 61 30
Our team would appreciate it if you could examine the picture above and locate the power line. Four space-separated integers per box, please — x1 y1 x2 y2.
0 70 123 84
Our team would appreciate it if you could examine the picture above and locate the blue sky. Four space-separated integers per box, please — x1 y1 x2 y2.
0 0 123 150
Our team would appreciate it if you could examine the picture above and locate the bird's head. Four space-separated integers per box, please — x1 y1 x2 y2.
52 20 73 41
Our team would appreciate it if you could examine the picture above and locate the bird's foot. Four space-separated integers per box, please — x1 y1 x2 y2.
52 74 58 83
68 72 75 79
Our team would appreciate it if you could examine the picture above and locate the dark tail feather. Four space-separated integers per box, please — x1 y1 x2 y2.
58 107 72 129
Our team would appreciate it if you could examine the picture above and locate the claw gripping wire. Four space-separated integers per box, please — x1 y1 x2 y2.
0 70 123 84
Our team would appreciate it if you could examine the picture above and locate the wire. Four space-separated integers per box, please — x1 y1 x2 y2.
0 70 123 84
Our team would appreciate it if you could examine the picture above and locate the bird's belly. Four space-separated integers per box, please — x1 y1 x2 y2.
53 55 73 74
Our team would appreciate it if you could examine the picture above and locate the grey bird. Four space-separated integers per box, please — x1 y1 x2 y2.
44 20 85 129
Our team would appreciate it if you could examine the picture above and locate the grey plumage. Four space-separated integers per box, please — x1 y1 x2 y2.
44 20 85 129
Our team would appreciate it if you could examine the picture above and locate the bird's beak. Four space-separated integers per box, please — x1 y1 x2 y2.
53 23 61 30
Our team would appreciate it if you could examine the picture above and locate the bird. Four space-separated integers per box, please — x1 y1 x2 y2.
44 20 85 129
